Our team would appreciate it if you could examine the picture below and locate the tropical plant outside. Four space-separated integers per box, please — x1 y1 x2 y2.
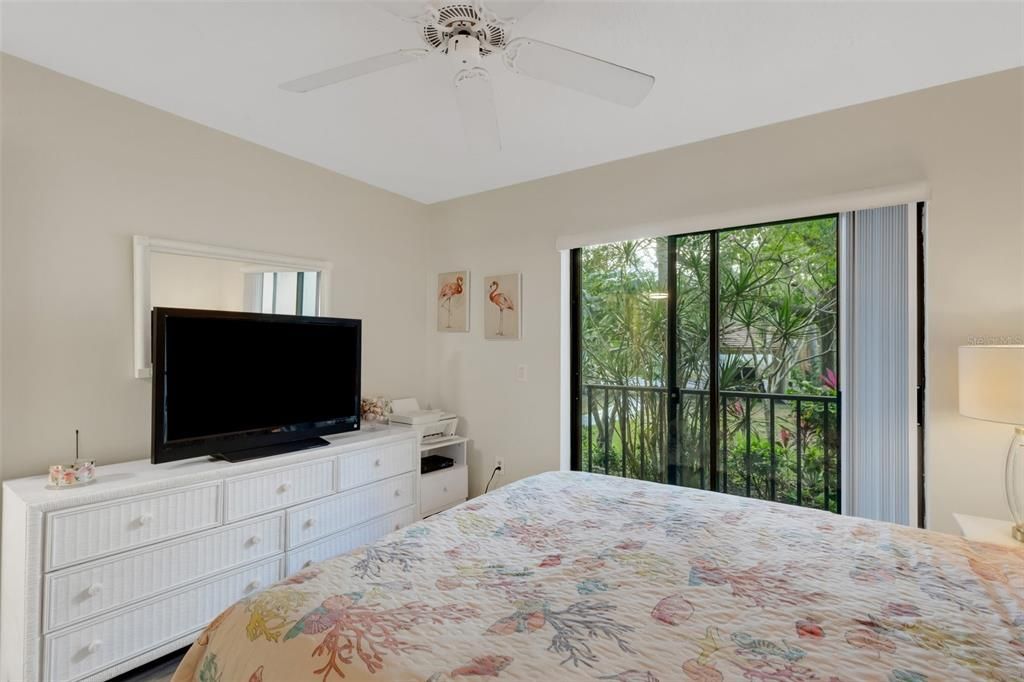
578 217 840 512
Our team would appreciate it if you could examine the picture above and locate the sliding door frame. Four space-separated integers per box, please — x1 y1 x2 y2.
665 236 680 484
569 248 583 472
915 202 927 528
708 231 721 492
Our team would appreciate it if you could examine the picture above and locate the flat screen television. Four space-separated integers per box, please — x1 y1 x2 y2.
151 307 361 464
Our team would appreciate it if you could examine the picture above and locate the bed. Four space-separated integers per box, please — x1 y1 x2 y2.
172 471 1023 681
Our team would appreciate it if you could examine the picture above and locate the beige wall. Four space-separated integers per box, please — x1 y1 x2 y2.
0 55 429 480
425 67 1024 534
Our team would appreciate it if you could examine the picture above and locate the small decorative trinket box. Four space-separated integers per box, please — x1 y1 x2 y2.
46 429 97 489
48 461 96 488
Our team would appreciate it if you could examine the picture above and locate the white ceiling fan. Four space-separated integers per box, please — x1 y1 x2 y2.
279 1 655 152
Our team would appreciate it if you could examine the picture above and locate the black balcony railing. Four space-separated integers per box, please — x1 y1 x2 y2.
581 383 840 513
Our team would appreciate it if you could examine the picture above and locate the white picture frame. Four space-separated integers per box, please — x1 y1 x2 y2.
484 273 521 340
437 270 470 332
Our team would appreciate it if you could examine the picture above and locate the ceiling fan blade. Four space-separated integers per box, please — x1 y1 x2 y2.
453 67 501 153
280 49 428 93
503 37 654 107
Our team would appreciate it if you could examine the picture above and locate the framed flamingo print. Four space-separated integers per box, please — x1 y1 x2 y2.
437 270 469 332
484 273 521 340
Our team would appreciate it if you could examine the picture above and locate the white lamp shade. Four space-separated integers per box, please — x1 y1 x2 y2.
958 345 1024 425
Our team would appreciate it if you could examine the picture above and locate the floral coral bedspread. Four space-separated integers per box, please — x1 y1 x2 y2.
173 471 1024 682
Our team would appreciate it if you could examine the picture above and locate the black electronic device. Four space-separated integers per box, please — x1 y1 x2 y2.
421 454 455 475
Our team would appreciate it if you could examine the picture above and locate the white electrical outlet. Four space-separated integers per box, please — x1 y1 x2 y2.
495 458 505 475
516 365 527 382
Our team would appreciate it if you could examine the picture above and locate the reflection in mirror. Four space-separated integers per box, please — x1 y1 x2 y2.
254 271 321 316
150 254 321 316
149 253 246 312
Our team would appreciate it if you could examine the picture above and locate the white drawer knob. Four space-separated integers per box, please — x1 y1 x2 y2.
374 459 381 467
136 513 153 527
304 518 317 529
302 560 314 569
248 535 262 546
394 489 401 497
86 640 102 655
245 579 262 593
86 583 103 597
277 482 291 494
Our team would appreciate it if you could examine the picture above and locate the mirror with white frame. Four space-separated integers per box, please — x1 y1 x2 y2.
133 236 332 378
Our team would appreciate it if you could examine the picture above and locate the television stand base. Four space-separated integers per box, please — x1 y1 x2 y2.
215 437 331 463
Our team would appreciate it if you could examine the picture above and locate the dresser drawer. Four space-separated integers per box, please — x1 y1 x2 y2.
336 440 416 492
44 512 284 632
43 557 282 682
285 506 416 574
224 459 334 522
45 482 222 571
420 465 468 517
287 472 415 549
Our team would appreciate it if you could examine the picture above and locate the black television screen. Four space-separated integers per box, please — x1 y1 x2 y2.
151 308 361 463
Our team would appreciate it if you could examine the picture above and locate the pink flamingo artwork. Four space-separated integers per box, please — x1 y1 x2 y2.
488 280 515 336
438 275 464 328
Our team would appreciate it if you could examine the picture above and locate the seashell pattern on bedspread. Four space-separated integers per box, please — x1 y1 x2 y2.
172 471 1024 681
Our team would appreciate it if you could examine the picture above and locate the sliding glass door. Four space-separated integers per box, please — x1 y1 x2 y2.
572 216 840 512
577 238 670 480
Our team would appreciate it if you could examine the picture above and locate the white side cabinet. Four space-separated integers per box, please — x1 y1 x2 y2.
0 427 418 682
418 436 469 518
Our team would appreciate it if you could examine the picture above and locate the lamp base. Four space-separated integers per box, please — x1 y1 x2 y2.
1007 427 1024 544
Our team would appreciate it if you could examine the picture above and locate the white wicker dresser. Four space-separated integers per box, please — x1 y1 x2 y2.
0 427 418 682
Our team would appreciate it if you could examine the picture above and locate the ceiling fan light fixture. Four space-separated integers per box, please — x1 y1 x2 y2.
450 33 483 67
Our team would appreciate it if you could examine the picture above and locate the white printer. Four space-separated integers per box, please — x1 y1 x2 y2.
389 398 458 442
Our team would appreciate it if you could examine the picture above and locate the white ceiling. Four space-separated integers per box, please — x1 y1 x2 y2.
3 1 1022 204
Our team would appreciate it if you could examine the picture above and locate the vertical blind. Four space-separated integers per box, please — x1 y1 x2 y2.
842 204 918 525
